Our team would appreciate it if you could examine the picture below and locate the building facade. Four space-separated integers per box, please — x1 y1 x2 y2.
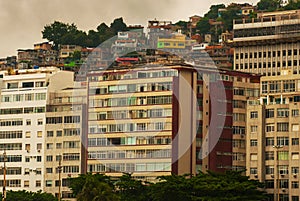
0 67 73 192
44 87 87 200
86 51 261 179
247 70 300 201
233 9 300 76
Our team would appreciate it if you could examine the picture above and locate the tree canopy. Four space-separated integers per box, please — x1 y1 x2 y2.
0 190 57 201
69 171 267 201
42 18 128 49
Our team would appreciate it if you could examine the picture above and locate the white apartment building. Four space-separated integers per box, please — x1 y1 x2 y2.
0 67 73 192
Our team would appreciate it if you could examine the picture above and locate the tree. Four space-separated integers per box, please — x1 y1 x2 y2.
110 17 128 34
148 174 193 201
0 190 57 201
116 173 150 201
42 21 79 50
283 0 300 10
257 0 281 11
69 173 119 201
196 17 211 35
189 171 267 201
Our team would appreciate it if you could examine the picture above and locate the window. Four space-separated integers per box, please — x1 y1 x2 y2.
37 143 42 150
292 109 299 117
35 93 46 100
250 154 257 160
47 131 54 137
292 138 299 145
266 166 274 174
266 124 275 132
278 165 288 174
250 168 257 174
292 152 299 160
266 138 274 146
46 117 62 124
292 167 299 174
25 157 30 162
25 131 31 138
136 123 146 131
36 180 41 187
56 130 62 137
25 144 30 152
26 119 31 125
265 152 274 160
46 155 53 162
22 82 34 88
46 180 52 187
292 196 299 201
46 143 53 149
37 131 42 138
56 143 62 149
277 108 289 118
24 94 33 101
24 180 29 188
36 156 42 162
46 168 53 173
277 123 289 132
279 179 289 188
37 119 43 125
292 124 299 131
64 116 80 123
250 139 257 146
266 109 274 118
265 180 274 188
278 151 289 160
250 126 258 133
277 137 289 146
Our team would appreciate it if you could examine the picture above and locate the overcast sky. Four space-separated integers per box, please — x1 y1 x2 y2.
0 0 258 58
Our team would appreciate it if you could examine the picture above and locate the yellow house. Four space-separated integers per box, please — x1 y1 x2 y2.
157 34 196 49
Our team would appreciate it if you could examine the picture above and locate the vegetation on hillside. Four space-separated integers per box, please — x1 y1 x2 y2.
42 17 128 49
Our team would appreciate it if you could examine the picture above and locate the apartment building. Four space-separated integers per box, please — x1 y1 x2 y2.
44 87 87 200
87 63 196 180
247 70 300 201
86 50 261 179
198 69 260 173
233 9 300 76
0 67 73 192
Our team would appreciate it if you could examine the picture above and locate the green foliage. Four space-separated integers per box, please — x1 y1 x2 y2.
115 173 149 201
110 18 128 35
42 21 79 50
204 4 226 19
197 18 210 35
42 18 127 48
257 0 281 11
0 190 57 201
283 0 300 10
76 175 118 201
69 171 267 201
72 50 82 61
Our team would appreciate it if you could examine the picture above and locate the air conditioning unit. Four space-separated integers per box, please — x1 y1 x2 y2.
37 149 40 152
271 174 274 178
293 173 297 178
280 174 285 177
254 174 258 178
